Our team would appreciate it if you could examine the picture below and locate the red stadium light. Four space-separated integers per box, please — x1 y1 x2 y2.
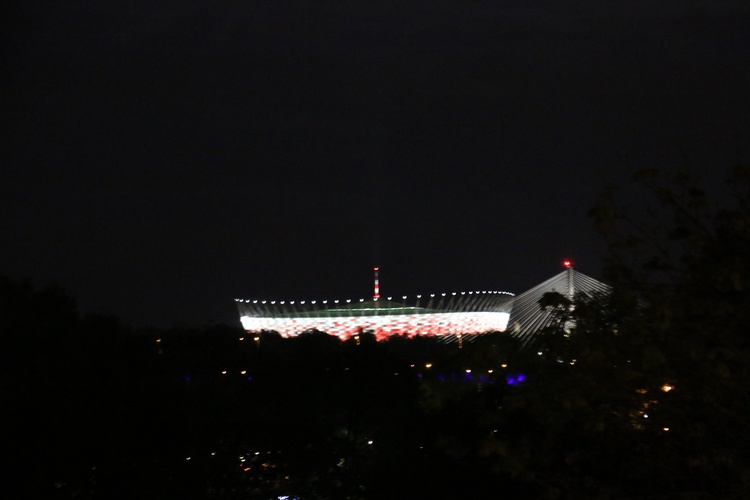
563 260 572 268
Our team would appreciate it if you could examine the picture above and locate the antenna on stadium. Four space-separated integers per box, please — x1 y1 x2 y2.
373 267 380 301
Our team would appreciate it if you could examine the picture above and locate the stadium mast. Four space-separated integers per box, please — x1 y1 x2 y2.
563 259 574 298
373 267 380 301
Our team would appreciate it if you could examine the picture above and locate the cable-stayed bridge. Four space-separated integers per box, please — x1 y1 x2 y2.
507 265 610 346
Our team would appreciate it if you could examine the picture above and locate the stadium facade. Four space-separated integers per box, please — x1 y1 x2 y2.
236 263 608 343
236 293 515 342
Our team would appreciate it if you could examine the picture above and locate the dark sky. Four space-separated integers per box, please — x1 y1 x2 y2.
3 1 749 327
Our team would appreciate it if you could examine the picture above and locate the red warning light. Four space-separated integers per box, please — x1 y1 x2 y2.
563 260 572 268
374 267 379 271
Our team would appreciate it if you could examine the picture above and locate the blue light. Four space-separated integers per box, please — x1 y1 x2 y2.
506 373 526 385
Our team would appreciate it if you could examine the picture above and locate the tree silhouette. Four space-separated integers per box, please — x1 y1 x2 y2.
496 165 750 498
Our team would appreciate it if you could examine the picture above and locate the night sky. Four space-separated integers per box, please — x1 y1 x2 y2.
3 1 749 327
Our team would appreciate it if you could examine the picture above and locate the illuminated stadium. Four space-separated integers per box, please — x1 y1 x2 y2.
236 268 515 341
236 264 607 343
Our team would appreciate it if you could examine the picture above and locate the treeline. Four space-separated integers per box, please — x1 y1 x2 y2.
0 281 532 499
3 165 750 499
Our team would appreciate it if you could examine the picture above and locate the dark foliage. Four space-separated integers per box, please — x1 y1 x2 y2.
3 166 748 499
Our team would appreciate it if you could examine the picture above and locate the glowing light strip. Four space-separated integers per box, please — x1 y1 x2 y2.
325 306 423 312
234 290 515 305
240 311 510 341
